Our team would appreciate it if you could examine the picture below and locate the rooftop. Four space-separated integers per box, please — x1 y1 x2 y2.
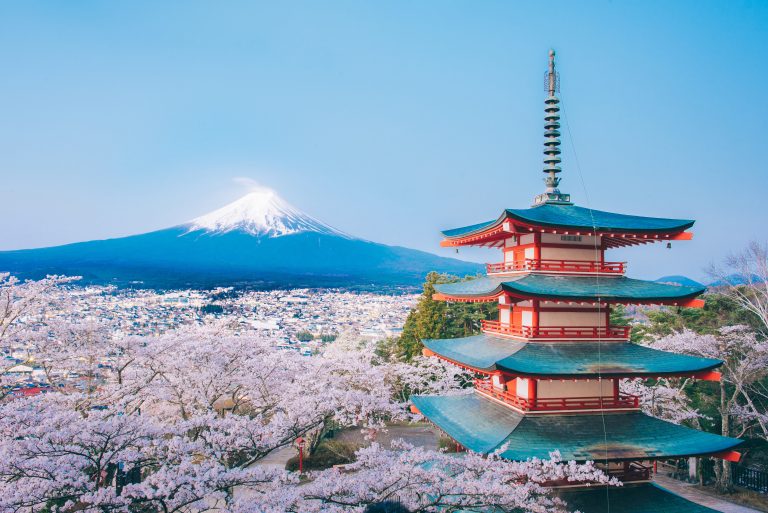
411 393 742 462
433 274 705 304
422 334 722 377
558 483 719 513
442 204 695 240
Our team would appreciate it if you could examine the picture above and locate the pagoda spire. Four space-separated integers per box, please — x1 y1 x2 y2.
534 49 572 206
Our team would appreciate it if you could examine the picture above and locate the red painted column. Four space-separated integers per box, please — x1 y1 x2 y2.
528 379 537 408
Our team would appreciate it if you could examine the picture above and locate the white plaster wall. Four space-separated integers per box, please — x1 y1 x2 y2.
521 311 533 327
537 379 614 399
520 234 535 245
540 247 601 261
524 247 535 259
539 311 606 327
516 378 530 399
499 308 511 324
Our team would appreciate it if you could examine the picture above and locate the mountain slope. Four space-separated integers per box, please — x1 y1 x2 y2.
0 188 481 289
654 275 705 288
187 188 349 238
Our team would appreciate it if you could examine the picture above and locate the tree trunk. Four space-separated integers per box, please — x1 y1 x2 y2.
717 379 734 493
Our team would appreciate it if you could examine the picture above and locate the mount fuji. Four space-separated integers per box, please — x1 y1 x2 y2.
0 187 481 289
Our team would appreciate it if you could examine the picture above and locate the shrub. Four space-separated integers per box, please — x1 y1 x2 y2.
285 440 360 471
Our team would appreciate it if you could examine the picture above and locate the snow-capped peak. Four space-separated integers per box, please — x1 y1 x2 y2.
187 186 349 238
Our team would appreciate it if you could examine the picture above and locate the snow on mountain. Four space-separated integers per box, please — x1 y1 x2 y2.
0 184 482 288
186 187 350 238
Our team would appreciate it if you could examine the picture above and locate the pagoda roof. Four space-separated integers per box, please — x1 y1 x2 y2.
433 274 705 304
558 483 718 513
422 334 722 377
442 204 694 239
411 393 742 462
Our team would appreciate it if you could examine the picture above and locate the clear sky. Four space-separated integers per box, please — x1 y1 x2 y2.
1 1 766 281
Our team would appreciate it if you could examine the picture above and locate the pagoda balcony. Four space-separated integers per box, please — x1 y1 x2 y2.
546 463 651 487
607 462 652 483
486 259 626 275
481 320 631 340
475 379 639 412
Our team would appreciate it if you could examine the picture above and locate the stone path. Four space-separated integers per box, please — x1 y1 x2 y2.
654 475 767 513
334 422 440 450
253 444 296 469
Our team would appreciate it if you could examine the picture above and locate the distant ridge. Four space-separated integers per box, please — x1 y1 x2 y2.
0 186 481 290
654 275 705 288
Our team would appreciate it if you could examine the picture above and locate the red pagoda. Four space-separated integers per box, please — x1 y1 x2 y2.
411 50 743 513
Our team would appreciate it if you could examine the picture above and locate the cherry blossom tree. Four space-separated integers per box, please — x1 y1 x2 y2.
621 377 701 425
647 325 768 490
268 442 616 513
0 277 612 513
709 241 768 334
0 274 79 398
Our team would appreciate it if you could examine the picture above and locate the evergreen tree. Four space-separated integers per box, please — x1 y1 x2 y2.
637 293 762 340
397 272 494 360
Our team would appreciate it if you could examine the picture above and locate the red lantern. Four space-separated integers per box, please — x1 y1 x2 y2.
295 437 305 474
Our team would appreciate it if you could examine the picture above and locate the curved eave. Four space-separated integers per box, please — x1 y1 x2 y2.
412 394 743 462
433 275 707 307
422 334 519 373
423 335 723 379
503 287 706 305
440 205 695 248
504 206 695 234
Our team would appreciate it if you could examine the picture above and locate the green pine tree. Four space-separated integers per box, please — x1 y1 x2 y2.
397 272 495 360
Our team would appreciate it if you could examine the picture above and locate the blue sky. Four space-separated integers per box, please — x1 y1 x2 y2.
1 1 766 281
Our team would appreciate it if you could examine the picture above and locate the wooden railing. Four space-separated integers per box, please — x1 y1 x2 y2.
547 462 651 486
474 379 639 412
486 259 626 274
481 320 631 339
608 462 652 482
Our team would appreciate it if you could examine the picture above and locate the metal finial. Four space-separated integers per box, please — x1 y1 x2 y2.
547 49 557 97
534 48 572 206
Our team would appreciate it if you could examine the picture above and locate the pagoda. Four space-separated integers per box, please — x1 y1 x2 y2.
411 50 743 512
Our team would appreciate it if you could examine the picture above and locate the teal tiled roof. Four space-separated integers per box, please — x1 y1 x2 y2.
558 483 718 513
442 204 694 239
433 274 705 302
423 334 524 371
422 334 722 377
411 393 742 462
